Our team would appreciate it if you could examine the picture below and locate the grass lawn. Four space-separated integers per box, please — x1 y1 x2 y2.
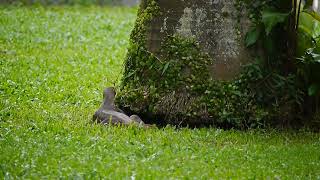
1 5 320 179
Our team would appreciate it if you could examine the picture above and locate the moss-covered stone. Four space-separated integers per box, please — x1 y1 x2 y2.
116 0 300 128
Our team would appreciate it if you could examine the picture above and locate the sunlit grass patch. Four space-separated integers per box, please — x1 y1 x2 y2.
0 5 320 179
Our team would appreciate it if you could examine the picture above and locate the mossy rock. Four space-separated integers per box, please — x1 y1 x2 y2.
116 0 297 127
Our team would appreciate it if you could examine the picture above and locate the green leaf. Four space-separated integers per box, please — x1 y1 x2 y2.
308 83 320 96
262 9 289 35
245 27 260 47
299 11 320 39
162 62 170 75
304 10 320 22
296 31 314 57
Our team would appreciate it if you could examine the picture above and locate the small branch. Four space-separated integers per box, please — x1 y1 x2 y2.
296 0 302 30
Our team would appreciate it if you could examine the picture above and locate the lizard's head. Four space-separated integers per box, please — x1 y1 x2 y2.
103 87 116 102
